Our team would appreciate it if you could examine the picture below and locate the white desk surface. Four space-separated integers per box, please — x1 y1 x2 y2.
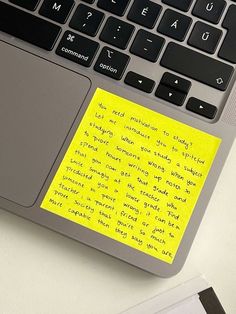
0 140 236 314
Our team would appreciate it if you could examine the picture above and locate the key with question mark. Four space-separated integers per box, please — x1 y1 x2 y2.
86 11 93 20
82 12 93 27
69 4 105 37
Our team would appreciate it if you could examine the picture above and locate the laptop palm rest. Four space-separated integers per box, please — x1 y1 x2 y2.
0 41 91 207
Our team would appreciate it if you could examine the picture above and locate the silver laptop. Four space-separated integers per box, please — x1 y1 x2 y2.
1 0 236 277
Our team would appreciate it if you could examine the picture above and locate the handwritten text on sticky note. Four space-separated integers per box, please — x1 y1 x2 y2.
41 88 221 263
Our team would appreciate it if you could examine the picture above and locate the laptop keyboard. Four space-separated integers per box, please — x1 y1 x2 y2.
1 0 236 120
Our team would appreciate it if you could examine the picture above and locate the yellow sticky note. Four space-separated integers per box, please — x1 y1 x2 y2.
41 88 221 264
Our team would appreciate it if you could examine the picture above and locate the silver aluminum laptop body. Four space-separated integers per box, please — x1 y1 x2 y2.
0 0 236 276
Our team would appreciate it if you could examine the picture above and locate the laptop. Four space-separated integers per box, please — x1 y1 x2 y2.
0 0 236 277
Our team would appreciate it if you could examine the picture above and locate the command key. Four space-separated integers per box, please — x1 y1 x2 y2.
56 31 99 67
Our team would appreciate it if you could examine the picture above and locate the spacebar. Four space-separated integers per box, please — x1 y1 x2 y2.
0 2 61 51
161 42 234 91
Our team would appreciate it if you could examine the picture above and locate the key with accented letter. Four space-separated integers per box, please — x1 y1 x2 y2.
188 21 222 54
157 9 192 41
127 0 162 29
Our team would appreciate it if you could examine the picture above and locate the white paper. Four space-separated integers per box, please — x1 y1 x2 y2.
157 295 206 314
121 277 209 314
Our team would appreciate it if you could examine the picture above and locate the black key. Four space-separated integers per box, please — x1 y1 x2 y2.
100 17 134 50
218 5 236 63
82 0 95 3
127 0 162 29
188 21 222 54
69 4 105 37
9 0 40 11
56 31 99 67
186 98 217 119
155 84 186 106
157 9 192 41
0 2 61 51
130 30 165 62
125 72 155 93
94 47 130 80
161 72 191 93
162 0 193 12
161 42 234 91
97 0 130 16
39 0 75 24
192 0 226 24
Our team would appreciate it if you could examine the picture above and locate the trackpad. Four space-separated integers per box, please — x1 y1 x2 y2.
0 41 91 207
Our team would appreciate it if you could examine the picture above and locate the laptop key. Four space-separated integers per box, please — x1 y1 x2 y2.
192 0 226 24
82 0 95 3
56 31 99 67
125 72 155 93
9 0 40 11
157 9 192 41
188 21 222 54
94 47 130 80
155 84 186 106
130 29 165 62
97 0 130 16
0 2 61 51
100 17 135 50
218 5 236 63
69 4 105 37
127 0 162 29
161 72 191 93
162 0 193 12
161 42 234 91
186 98 217 119
39 0 75 24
